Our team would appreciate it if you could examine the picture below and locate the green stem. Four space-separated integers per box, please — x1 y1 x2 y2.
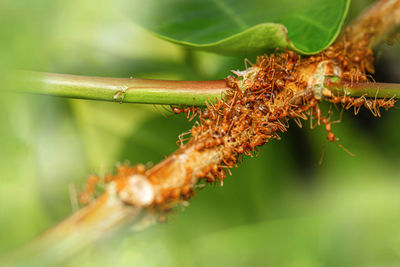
325 79 400 99
14 71 228 106
11 72 400 107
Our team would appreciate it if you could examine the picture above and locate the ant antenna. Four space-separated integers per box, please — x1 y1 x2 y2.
293 117 303 128
366 74 376 83
161 104 173 114
318 143 327 165
244 58 254 69
334 140 355 157
68 183 79 212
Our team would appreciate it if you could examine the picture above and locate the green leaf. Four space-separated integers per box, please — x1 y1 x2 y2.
120 0 350 55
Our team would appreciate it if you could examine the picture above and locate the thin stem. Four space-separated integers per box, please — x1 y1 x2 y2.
14 71 228 106
4 194 146 265
14 72 400 109
325 79 400 99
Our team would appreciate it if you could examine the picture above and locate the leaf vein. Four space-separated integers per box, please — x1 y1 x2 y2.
209 0 248 30
291 14 331 33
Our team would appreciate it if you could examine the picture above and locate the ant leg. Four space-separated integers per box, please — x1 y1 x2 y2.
177 137 191 148
185 99 193 120
330 108 344 125
310 106 321 129
365 99 377 117
354 105 362 115
367 74 376 83
185 108 191 120
335 141 355 157
188 98 199 121
345 102 352 110
372 88 381 117
318 143 327 165
79 175 100 205
276 119 288 131
326 104 333 120
161 105 169 112
188 112 196 122
309 109 315 129
374 103 381 117
293 117 303 128
355 95 367 115
177 131 190 147
332 101 340 111
244 58 253 69
315 105 321 126
153 105 169 118
346 95 358 110
296 110 308 120
189 107 200 122
68 183 79 212
383 95 396 110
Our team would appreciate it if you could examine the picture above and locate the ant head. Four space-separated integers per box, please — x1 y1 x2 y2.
327 132 336 142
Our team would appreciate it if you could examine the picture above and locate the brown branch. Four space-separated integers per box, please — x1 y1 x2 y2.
346 0 400 47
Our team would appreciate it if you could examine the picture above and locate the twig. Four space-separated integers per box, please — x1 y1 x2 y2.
325 80 400 98
13 71 227 106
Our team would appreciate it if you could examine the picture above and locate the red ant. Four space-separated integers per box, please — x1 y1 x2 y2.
177 130 192 147
170 104 199 121
319 108 355 164
79 175 100 205
310 105 322 129
346 94 367 115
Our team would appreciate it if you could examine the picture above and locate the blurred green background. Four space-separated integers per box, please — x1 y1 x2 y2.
1 0 400 266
